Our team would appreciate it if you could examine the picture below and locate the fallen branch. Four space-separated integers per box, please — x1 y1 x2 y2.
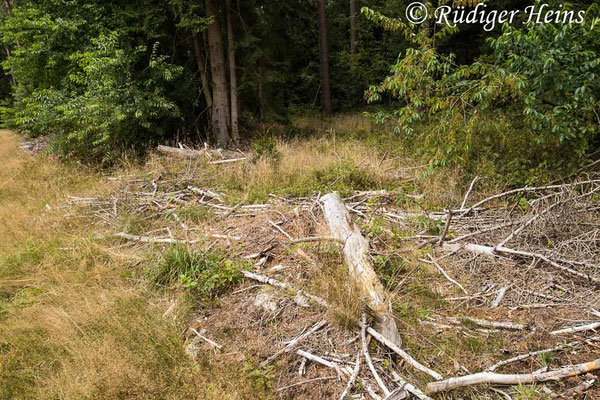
363 324 443 380
296 349 352 376
289 236 344 245
209 157 247 164
449 316 526 331
362 313 391 397
115 232 200 245
260 320 328 367
157 145 203 159
487 342 577 372
339 353 361 400
191 328 223 350
424 254 468 295
426 359 600 394
551 322 600 336
241 270 329 308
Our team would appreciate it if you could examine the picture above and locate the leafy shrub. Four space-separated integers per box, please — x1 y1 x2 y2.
364 3 600 182
154 246 246 299
1 1 182 164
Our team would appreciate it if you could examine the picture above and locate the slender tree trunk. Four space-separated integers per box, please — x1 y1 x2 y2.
225 0 239 145
192 33 212 119
317 0 331 116
206 0 231 148
349 0 357 66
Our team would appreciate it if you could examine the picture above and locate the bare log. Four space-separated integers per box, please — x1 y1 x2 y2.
320 192 401 345
426 359 600 394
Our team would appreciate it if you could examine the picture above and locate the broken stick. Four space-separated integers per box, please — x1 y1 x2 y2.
426 359 600 394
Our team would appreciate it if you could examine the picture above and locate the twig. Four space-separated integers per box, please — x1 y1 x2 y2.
289 236 344 245
260 320 328 367
460 176 479 210
363 313 391 397
115 232 200 245
424 254 468 295
339 353 361 400
269 220 293 241
296 349 352 376
487 342 578 372
241 270 329 308
437 209 453 245
363 325 443 380
190 328 223 350
276 376 336 392
491 286 510 308
449 316 526 331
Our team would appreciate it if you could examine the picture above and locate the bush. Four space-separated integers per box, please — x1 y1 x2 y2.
1 1 182 164
154 246 246 299
364 3 600 182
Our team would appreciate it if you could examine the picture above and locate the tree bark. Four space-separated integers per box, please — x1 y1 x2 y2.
192 33 212 119
225 0 239 145
320 192 401 346
349 0 357 66
206 0 231 148
317 0 331 116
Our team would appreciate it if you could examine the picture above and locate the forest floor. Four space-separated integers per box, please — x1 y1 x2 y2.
1 120 599 400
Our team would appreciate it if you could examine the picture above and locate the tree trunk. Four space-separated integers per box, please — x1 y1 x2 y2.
349 0 357 66
225 0 239 145
317 0 331 116
206 0 231 148
320 192 401 346
192 33 212 119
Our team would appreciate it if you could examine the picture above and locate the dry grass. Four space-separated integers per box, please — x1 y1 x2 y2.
0 130 269 399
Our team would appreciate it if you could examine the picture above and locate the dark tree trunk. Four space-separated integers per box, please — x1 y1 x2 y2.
206 0 231 147
225 0 239 145
317 0 331 116
350 0 357 65
192 33 212 119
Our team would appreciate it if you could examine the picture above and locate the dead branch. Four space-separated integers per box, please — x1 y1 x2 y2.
240 270 329 308
487 342 578 372
449 316 526 331
426 358 600 394
551 322 600 336
363 324 443 380
191 328 223 350
260 320 328 367
339 353 361 400
157 145 203 159
425 254 468 295
362 313 391 397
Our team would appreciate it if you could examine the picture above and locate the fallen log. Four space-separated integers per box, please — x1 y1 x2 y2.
426 359 600 394
157 145 203 159
320 192 402 346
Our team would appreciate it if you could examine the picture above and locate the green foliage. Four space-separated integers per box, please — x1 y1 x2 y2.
154 246 246 299
365 3 600 182
251 135 281 162
1 0 183 163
